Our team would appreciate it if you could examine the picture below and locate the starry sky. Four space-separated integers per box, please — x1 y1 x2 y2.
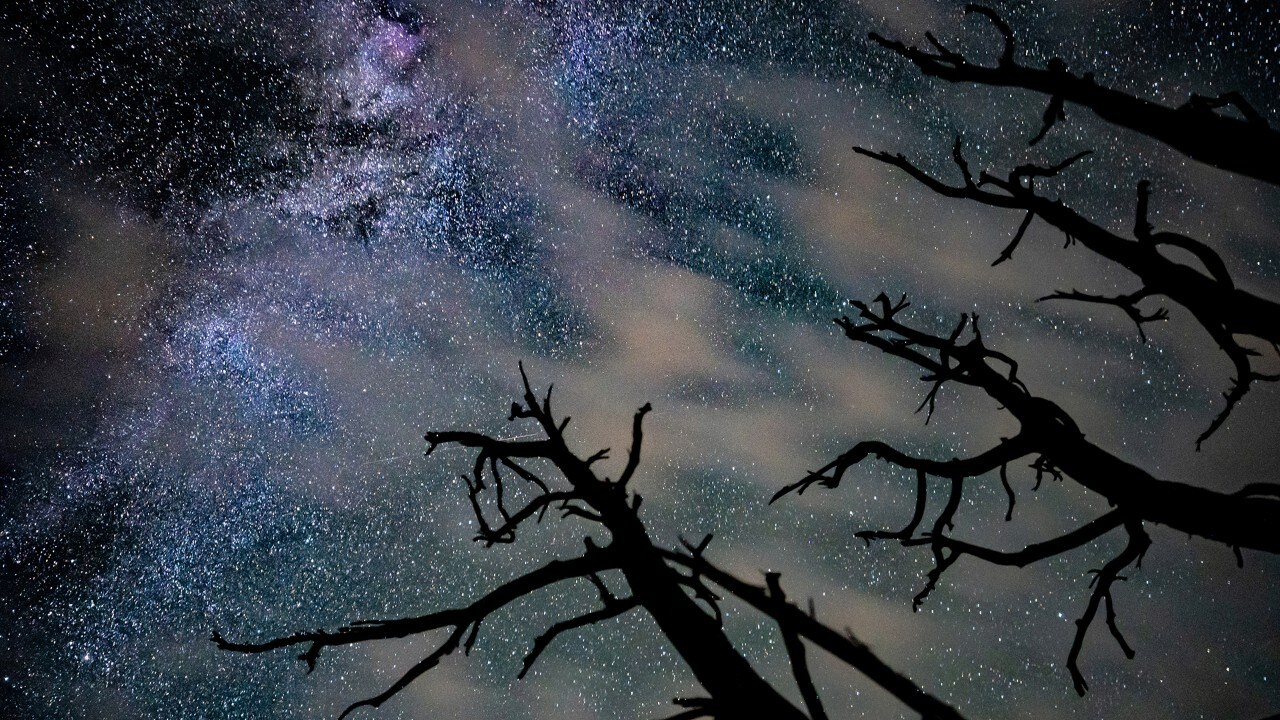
2 1 1279 718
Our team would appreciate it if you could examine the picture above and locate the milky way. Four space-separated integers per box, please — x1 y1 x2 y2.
2 2 1279 719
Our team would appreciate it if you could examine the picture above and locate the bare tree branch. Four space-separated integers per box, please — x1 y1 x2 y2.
220 369 819 719
854 142 1280 445
859 5 1280 447
868 4 1280 184
912 477 963 610
777 298 1280 693
773 434 1031 502
1038 288 1168 343
827 298 1280 553
617 402 653 486
663 550 969 720
993 210 1035 266
517 577 641 679
855 469 929 544
766 573 829 720
1065 518 1150 696
655 698 717 720
213 549 621 714
333 625 466 720
900 510 1125 568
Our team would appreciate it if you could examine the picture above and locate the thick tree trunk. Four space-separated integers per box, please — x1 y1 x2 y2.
585 481 807 720
624 553 808 719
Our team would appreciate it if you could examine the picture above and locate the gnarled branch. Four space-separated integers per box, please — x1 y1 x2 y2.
855 141 1280 445
220 368 812 720
1065 518 1150 696
869 4 1280 184
779 298 1280 693
766 573 828 720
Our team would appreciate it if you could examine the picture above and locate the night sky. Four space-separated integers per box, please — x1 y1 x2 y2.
2 1 1279 718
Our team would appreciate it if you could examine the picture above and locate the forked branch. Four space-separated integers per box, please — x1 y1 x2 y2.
219 368 817 719
517 574 641 678
854 141 1280 445
664 549 968 720
1065 518 1150 695
778 298 1280 692
869 4 1280 184
212 549 619 718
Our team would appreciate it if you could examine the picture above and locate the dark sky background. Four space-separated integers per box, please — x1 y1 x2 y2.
2 1 1279 718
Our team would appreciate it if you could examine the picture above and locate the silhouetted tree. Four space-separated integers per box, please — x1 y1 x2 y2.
215 364 966 720
772 5 1280 698
214 5 1280 715
857 4 1280 448
773 294 1280 695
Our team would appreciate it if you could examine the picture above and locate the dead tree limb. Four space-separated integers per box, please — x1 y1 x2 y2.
216 365 970 719
775 296 1280 694
829 3 1280 703
213 550 622 719
663 548 968 720
1063 517 1149 695
853 143 1280 446
766 573 829 720
217 364 805 719
859 5 1280 447
870 4 1280 185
